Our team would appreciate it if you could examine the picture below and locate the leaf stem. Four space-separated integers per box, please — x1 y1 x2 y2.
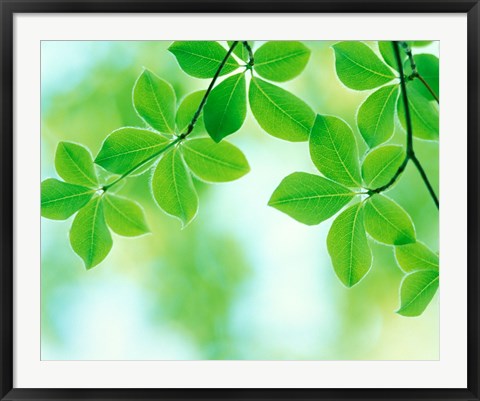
103 138 181 191
103 41 240 192
410 155 439 208
415 73 439 103
402 41 439 104
243 41 254 67
181 41 239 138
368 41 439 210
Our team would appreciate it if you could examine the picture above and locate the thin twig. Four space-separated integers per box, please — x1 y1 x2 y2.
104 41 240 191
368 41 439 210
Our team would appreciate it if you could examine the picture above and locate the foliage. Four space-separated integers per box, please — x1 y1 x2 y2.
41 40 439 317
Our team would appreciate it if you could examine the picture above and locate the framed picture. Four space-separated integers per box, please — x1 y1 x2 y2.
1 0 479 400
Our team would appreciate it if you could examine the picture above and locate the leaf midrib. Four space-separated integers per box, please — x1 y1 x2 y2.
183 143 246 172
144 73 174 133
368 149 404 187
321 118 360 187
270 192 354 206
255 49 308 68
252 78 310 132
87 198 102 267
336 47 394 80
172 47 238 70
61 144 97 187
347 204 362 287
171 149 186 222
216 74 244 132
369 198 413 240
96 141 166 163
105 195 145 232
400 274 439 312
371 85 398 137
409 96 437 133
400 248 439 270
42 189 94 206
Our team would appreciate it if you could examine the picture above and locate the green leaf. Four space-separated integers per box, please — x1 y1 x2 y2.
133 69 176 134
327 202 372 287
249 77 315 142
204 73 247 142
397 84 439 140
69 196 113 269
397 270 439 317
151 148 198 227
309 114 361 188
407 41 433 47
395 241 439 273
268 172 356 225
181 138 250 182
362 145 406 189
378 41 404 71
227 41 253 62
404 54 439 101
168 41 239 79
357 84 399 148
332 41 395 90
95 127 170 175
176 90 206 135
41 178 95 220
55 142 98 188
364 194 416 245
254 41 310 82
104 194 150 237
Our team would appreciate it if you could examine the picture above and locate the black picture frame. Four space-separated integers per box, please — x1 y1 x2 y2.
1 1 479 400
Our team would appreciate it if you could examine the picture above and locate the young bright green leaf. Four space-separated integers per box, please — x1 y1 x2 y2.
395 241 439 273
181 138 250 182
362 145 406 189
104 194 149 237
327 202 372 287
378 41 405 72
309 114 361 188
168 41 239 78
227 41 253 62
176 90 206 135
254 41 310 82
151 148 198 227
55 142 98 188
332 41 395 90
397 84 439 140
204 73 247 142
249 77 315 142
95 128 170 175
268 172 356 226
404 54 439 101
41 178 95 220
397 269 439 317
133 69 176 134
357 84 399 148
364 194 416 245
69 196 113 269
407 41 433 47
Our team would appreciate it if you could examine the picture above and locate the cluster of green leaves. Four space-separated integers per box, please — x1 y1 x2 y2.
42 40 316 270
269 41 439 317
41 142 150 268
169 40 315 142
41 40 440 318
41 67 251 269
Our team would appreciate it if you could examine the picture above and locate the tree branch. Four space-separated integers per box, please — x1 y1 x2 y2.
104 41 240 192
402 41 439 104
368 41 439 210
182 41 239 137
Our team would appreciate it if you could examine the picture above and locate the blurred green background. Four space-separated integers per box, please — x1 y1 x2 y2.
41 41 439 360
